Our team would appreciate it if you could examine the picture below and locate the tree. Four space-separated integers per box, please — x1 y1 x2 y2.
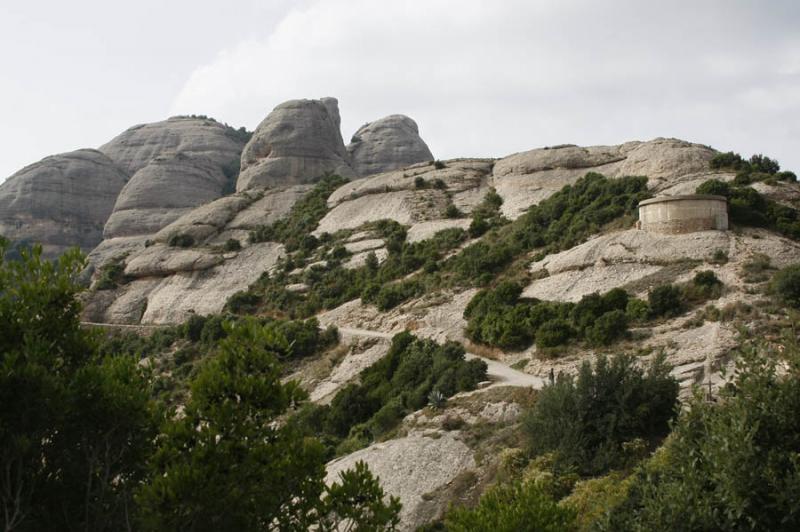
523 353 678 476
0 240 158 531
601 338 800 531
136 319 400 531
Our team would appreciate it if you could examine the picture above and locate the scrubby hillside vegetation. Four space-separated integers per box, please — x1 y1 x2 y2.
5 105 800 532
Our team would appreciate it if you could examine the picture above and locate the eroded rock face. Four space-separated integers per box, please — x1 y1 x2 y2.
347 114 433 176
0 149 129 257
237 98 355 191
492 138 716 219
100 117 247 241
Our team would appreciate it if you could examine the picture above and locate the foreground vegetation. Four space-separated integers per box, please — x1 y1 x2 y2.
0 241 400 531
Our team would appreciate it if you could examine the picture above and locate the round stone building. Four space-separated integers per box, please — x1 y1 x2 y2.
637 194 728 234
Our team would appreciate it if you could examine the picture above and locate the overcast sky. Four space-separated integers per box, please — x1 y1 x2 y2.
1 0 799 182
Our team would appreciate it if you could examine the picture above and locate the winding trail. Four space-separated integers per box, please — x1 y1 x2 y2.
337 326 545 390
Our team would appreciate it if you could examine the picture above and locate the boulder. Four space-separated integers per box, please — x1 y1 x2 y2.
347 114 433 176
237 98 355 191
0 149 129 257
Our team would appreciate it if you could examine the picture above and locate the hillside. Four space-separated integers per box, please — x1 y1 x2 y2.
3 97 800 530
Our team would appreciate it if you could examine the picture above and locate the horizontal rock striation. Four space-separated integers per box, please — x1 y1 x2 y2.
0 149 129 257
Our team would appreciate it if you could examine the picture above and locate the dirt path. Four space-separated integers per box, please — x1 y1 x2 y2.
337 326 545 390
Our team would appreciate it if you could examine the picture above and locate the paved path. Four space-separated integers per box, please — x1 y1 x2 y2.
337 326 545 390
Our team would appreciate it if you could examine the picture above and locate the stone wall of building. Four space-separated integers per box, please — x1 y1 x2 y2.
638 195 728 234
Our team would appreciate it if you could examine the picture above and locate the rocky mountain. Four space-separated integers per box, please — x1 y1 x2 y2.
347 114 433 176
237 97 356 191
6 96 800 530
0 149 129 256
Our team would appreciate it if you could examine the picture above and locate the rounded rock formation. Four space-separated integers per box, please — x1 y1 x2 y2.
347 114 433 176
0 149 129 257
99 116 248 240
237 97 355 191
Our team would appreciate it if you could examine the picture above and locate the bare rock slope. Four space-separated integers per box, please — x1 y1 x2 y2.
0 149 129 257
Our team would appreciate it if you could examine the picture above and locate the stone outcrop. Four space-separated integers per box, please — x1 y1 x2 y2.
325 432 476 531
0 149 129 257
492 138 716 218
83 186 308 324
91 116 248 267
237 98 355 191
347 114 433 176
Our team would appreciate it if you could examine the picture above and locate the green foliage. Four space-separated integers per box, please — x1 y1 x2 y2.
536 319 575 349
223 238 241 252
168 233 195 248
697 178 800 239
771 264 800 309
237 222 467 318
469 188 506 238
444 480 576 532
586 310 629 347
291 332 487 454
444 203 463 218
448 173 648 284
415 176 427 188
625 298 650 323
95 258 128 290
709 151 747 171
601 339 800 531
709 248 729 264
647 284 683 318
136 319 399 531
464 283 634 351
523 353 678 476
0 241 159 531
249 174 349 250
434 160 447 169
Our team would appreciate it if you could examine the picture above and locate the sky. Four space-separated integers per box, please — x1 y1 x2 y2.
1 0 799 182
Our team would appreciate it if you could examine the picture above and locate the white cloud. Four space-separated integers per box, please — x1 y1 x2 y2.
169 0 800 171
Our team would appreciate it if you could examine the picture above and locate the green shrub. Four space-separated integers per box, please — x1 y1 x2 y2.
223 238 241 252
414 176 427 189
684 270 723 302
444 480 575 532
444 203 462 219
696 178 800 239
183 314 207 342
433 160 446 169
291 333 486 453
709 151 747 171
95 259 128 290
536 319 575 348
168 233 195 248
249 175 348 249
625 299 650 323
647 284 683 318
432 178 448 190
771 264 800 309
601 340 800 531
586 310 629 346
523 353 678 476
709 248 729 264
